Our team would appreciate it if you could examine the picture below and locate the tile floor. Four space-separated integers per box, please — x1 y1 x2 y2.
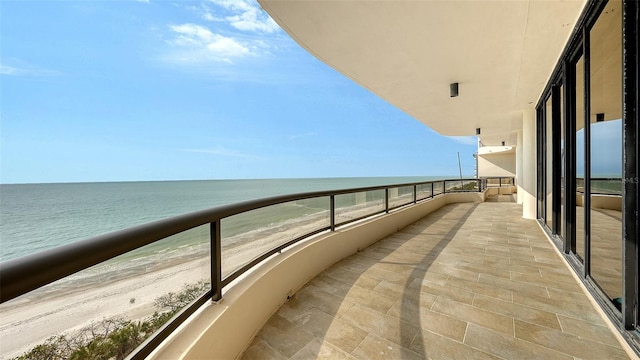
241 202 632 360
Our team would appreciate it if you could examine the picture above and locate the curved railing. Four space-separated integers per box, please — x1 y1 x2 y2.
0 178 485 359
481 176 515 188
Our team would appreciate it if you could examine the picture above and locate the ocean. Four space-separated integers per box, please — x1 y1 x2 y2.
0 175 443 359
0 177 445 262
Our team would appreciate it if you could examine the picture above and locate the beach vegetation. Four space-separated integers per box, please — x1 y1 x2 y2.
449 181 478 191
12 280 209 360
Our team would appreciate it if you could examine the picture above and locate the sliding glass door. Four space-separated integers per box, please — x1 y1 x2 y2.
536 0 637 336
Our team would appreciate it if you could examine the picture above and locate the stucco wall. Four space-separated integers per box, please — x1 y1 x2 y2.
478 152 516 178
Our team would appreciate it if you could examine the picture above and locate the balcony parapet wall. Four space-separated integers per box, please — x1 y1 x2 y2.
151 192 485 359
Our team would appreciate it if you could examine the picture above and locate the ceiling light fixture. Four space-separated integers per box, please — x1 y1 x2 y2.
450 83 459 97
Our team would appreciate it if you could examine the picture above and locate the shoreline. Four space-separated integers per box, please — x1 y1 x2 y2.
0 256 209 360
0 201 388 359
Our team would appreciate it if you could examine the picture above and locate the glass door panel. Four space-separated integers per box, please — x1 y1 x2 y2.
588 0 622 306
545 97 553 229
575 56 585 261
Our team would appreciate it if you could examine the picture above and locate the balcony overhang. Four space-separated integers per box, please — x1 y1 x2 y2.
478 145 515 156
258 0 586 146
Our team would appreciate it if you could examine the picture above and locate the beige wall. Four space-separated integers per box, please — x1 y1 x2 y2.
478 152 516 177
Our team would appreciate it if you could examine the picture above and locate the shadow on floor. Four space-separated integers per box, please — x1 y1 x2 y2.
485 194 516 203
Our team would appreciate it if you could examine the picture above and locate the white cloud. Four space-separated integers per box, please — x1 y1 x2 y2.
208 0 280 33
0 62 60 77
289 132 316 140
447 136 478 146
1 65 22 75
168 23 252 63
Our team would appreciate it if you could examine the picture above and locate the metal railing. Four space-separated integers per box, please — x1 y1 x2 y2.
0 178 484 359
481 176 515 188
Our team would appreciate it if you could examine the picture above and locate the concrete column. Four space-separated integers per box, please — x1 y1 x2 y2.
516 129 524 204
521 109 537 219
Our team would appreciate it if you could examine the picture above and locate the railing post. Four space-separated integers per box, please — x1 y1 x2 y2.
499 177 502 187
211 220 222 301
385 188 389 213
413 185 417 203
443 180 447 194
431 182 434 198
330 195 335 231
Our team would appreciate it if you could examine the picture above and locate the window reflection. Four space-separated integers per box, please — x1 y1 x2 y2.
589 0 622 306
575 56 585 261
545 97 553 229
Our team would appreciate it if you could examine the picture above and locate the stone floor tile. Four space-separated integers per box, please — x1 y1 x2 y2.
289 338 358 360
323 268 367 285
287 284 354 319
453 261 511 280
508 257 568 274
410 328 500 360
351 334 424 360
477 273 550 298
546 286 593 305
511 271 583 293
341 285 397 314
445 276 513 301
291 307 368 354
472 293 562 330
340 304 419 349
408 277 476 305
363 266 414 285
242 339 288 360
431 296 514 336
512 291 604 324
256 314 316 358
464 323 573 359
372 280 423 302
556 314 621 345
514 319 630 360
309 274 354 297
417 308 468 342
428 263 481 282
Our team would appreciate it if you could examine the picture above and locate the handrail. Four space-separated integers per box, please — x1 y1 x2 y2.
480 176 515 187
0 177 484 359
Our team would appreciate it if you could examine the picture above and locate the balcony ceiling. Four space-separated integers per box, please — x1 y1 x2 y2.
259 0 586 146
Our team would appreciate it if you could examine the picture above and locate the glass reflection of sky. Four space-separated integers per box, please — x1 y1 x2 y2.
576 119 622 177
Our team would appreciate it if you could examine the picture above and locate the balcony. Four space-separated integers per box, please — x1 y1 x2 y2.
1 179 635 359
237 201 631 359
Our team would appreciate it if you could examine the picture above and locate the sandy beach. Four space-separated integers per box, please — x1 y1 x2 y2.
0 202 385 359
0 255 210 359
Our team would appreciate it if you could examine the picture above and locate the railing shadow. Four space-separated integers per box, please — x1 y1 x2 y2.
399 203 479 359
243 202 479 359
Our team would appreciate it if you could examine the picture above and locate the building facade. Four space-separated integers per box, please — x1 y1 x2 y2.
536 0 638 345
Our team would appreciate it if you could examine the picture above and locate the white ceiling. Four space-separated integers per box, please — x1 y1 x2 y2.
259 0 586 146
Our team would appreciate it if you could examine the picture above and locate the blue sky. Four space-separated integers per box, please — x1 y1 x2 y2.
0 0 478 184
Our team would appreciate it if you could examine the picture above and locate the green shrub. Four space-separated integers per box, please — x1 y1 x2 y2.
14 281 210 360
